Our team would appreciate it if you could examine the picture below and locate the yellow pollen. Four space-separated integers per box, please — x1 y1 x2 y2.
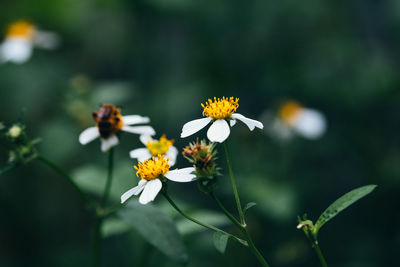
279 101 303 125
146 135 174 156
6 21 36 40
201 97 239 120
134 155 171 181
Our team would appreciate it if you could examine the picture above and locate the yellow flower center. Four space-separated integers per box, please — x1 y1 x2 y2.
6 21 36 40
279 101 303 125
134 155 171 181
201 97 239 120
146 135 174 156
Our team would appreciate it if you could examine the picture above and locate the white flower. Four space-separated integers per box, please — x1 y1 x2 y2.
265 101 327 140
79 104 155 152
129 134 178 166
180 97 263 143
7 124 23 138
0 20 60 64
121 156 196 204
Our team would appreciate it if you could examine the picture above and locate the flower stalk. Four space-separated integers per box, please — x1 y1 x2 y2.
220 141 271 267
162 191 247 246
37 153 89 204
223 141 245 225
210 192 271 267
92 148 115 267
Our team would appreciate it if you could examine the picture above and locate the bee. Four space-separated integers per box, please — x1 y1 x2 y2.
92 104 123 138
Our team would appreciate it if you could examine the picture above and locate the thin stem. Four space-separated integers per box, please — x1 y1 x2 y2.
37 154 90 205
210 192 243 228
243 228 271 267
0 164 17 176
211 192 271 267
92 148 115 267
223 142 245 225
162 192 247 246
313 242 328 267
101 148 114 207
91 217 102 267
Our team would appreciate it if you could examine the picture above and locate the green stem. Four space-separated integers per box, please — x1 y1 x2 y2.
0 164 17 176
210 192 271 267
313 242 328 267
210 192 243 228
162 192 247 246
37 154 90 205
101 148 114 207
220 143 271 267
223 141 245 225
92 148 115 267
91 217 102 267
243 228 271 267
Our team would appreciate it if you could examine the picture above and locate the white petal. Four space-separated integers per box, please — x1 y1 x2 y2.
129 148 152 162
207 119 230 143
122 115 150 126
79 127 99 145
33 30 60 49
139 179 162 204
122 126 156 136
0 38 33 64
165 167 196 182
292 109 327 139
166 146 178 166
120 180 148 203
181 117 212 138
231 113 264 131
230 119 237 127
139 134 153 145
101 135 119 152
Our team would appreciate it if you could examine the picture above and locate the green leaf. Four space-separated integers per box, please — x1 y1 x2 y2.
315 185 377 233
244 202 257 214
213 232 229 254
118 201 188 264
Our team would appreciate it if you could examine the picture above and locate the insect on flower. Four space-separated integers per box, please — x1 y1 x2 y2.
121 155 196 204
0 20 60 64
181 97 263 143
129 134 178 166
79 104 156 152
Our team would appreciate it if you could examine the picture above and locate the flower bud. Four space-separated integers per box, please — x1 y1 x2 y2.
182 139 220 193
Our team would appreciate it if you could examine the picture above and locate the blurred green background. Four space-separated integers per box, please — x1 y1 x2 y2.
1 0 399 266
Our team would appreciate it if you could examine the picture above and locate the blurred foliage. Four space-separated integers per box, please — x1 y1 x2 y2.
1 0 400 266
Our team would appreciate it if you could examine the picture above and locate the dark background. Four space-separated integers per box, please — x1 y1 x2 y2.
0 0 399 266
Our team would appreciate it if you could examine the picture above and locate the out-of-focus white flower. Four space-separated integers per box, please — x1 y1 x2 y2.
264 101 327 140
181 97 263 143
121 155 196 205
130 134 178 166
79 104 155 152
0 20 60 64
7 124 23 139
